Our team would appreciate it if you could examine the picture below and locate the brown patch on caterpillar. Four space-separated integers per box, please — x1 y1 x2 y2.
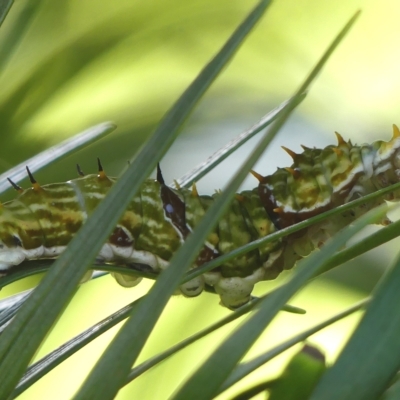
109 226 133 247
251 168 319 229
196 245 219 267
273 203 333 228
251 171 281 228
157 164 220 269
257 182 284 228
157 164 191 238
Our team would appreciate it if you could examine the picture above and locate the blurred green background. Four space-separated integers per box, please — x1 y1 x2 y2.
1 0 400 398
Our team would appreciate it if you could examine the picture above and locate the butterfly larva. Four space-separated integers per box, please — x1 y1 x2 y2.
1 127 400 308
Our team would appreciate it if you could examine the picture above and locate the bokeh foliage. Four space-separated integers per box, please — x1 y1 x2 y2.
0 0 400 399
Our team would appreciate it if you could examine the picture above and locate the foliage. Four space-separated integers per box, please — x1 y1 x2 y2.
0 1 400 400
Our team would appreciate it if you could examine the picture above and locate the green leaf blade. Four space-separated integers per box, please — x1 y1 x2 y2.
0 0 13 29
220 298 369 393
310 251 400 400
72 2 275 399
171 206 386 400
0 0 275 394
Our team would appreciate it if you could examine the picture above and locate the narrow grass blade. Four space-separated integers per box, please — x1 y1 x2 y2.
310 252 400 400
15 298 256 397
174 97 294 188
76 6 358 391
0 1 274 397
0 122 116 194
0 290 30 333
0 0 44 72
9 290 302 397
77 90 303 398
74 2 281 399
0 289 30 314
0 0 13 28
171 206 386 400
9 298 141 399
219 298 369 393
0 7 360 398
124 296 301 385
319 217 400 275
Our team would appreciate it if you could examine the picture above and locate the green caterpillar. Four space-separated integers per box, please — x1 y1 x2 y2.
1 126 399 308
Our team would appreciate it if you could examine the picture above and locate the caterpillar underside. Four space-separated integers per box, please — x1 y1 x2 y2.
1 127 400 308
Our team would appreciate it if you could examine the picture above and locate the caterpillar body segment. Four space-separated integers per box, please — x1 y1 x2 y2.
0 171 282 308
1 127 400 308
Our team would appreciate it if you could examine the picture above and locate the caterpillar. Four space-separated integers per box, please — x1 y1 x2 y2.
1 126 400 309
